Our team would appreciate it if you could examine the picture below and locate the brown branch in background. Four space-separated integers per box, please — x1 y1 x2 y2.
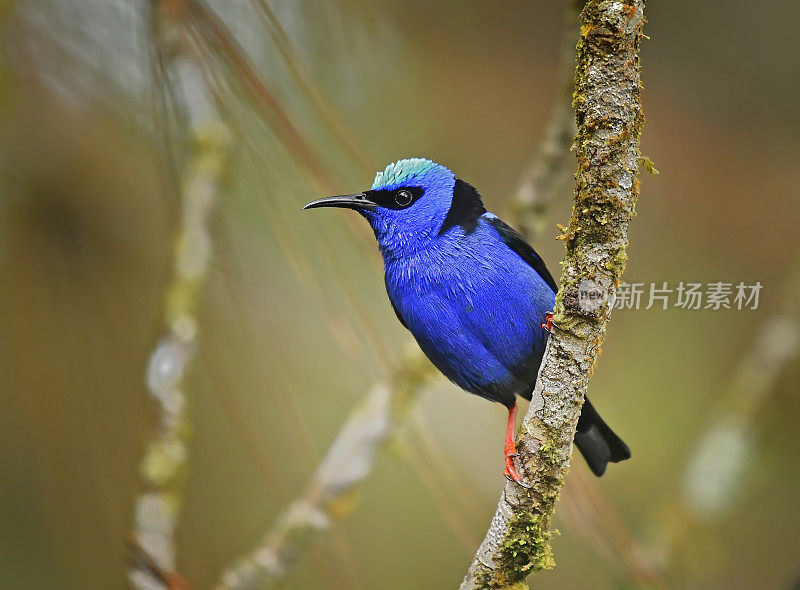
127 535 193 590
461 2 648 587
129 2 232 588
652 255 800 570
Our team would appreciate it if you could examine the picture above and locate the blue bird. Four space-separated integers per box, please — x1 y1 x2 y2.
304 158 630 481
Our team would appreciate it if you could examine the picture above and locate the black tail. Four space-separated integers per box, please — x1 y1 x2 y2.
574 397 631 477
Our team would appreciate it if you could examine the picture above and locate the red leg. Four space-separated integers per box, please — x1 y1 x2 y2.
503 402 527 485
542 311 554 332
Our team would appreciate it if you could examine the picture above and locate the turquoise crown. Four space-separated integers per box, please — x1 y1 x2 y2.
371 158 449 190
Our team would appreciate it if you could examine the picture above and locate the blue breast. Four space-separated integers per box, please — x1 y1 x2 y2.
384 214 555 407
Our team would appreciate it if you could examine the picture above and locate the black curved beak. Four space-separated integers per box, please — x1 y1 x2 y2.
302 193 377 211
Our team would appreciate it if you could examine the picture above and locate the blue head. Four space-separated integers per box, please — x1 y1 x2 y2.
303 158 486 259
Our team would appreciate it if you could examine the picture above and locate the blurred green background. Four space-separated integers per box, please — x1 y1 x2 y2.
1 0 799 588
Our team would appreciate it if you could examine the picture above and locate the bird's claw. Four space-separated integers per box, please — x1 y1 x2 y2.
504 454 532 488
541 311 554 333
503 469 532 489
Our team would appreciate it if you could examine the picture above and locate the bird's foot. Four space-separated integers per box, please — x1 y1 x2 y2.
503 455 531 488
542 311 554 332
502 401 531 487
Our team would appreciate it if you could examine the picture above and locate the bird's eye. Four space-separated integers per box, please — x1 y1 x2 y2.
394 189 413 207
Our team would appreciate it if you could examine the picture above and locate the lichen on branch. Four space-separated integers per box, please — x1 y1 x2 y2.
461 1 647 587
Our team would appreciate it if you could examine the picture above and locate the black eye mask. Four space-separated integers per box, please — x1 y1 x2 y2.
364 186 425 210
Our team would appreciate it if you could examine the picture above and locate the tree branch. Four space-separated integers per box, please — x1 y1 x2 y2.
129 2 232 588
461 2 647 587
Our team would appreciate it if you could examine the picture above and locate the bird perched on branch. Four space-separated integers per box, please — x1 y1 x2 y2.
304 158 630 482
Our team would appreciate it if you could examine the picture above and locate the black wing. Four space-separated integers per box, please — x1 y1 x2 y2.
485 215 558 293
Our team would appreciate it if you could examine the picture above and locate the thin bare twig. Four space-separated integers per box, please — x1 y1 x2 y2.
461 2 648 587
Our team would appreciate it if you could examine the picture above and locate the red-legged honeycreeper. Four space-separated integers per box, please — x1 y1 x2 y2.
303 159 630 482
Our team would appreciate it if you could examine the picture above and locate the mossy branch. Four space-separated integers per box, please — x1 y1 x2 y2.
461 2 647 587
